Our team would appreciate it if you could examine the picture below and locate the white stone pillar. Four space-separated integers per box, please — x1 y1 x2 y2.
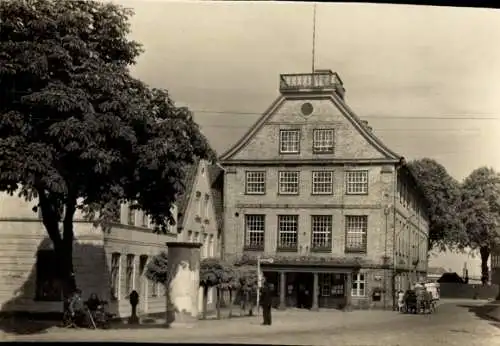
166 242 202 327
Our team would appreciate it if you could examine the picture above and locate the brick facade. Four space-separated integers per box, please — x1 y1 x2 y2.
220 70 430 310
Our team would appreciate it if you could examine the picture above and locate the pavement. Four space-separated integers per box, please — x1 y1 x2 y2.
2 299 500 345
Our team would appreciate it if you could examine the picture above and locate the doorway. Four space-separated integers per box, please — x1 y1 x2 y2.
295 272 314 309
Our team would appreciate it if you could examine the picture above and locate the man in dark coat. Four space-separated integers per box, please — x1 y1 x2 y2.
260 283 273 326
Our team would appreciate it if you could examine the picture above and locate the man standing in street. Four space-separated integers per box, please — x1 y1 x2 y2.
260 282 273 326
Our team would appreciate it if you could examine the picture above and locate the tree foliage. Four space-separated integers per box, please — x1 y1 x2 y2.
0 0 214 293
460 167 500 284
145 251 168 285
407 158 466 251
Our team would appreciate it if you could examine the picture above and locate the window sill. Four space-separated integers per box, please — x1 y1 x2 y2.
243 246 264 252
277 247 298 253
345 192 369 196
345 249 367 254
311 247 332 253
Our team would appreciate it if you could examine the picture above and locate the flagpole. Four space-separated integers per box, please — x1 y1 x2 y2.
312 3 317 74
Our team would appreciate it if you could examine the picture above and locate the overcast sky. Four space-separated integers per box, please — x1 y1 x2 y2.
116 0 500 180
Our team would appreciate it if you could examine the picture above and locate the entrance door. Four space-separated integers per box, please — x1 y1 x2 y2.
295 272 314 309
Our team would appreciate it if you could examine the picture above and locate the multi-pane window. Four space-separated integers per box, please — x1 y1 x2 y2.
345 215 368 253
110 253 121 300
352 273 366 297
125 254 135 295
313 129 334 153
345 171 368 194
244 215 265 250
245 171 266 194
320 274 345 297
312 171 334 195
311 215 332 251
277 215 298 250
141 212 148 228
278 171 300 195
279 129 300 153
127 207 135 226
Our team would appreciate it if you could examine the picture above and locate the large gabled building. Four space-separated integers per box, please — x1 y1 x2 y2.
219 69 430 310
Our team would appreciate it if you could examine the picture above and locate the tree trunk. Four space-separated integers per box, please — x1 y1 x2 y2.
228 288 234 318
480 246 490 286
38 188 78 310
216 287 221 320
202 286 208 320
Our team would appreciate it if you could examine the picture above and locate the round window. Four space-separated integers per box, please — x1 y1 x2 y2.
301 102 314 116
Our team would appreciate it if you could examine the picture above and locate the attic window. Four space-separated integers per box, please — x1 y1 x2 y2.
201 167 205 175
301 102 314 116
195 191 201 198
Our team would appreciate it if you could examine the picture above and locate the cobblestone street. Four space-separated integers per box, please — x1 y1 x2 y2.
3 300 500 345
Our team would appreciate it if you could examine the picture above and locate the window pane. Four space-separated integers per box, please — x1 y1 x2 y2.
313 129 334 153
245 215 265 249
280 130 300 153
279 171 300 194
311 215 332 250
345 216 368 253
278 215 298 250
346 171 368 194
312 171 333 194
245 171 266 194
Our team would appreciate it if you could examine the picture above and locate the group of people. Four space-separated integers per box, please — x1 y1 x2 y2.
65 289 106 328
397 282 439 313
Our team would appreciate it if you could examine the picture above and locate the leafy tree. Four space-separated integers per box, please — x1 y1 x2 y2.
199 258 235 320
407 158 466 251
460 167 500 285
145 251 168 285
0 0 214 298
234 265 259 316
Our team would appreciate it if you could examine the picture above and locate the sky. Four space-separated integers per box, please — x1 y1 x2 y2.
116 0 500 181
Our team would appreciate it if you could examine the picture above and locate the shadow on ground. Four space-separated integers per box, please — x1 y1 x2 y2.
0 238 116 335
458 304 500 329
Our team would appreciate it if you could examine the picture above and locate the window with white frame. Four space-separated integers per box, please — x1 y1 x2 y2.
110 253 121 300
277 215 298 250
127 207 135 226
209 234 215 257
204 194 210 219
352 273 366 297
345 171 368 195
312 171 334 194
311 215 332 250
244 214 265 250
245 171 266 194
279 129 300 153
151 281 158 297
203 234 208 258
313 129 334 153
125 254 135 295
345 215 368 253
141 212 148 228
196 192 202 217
319 273 344 297
194 232 199 243
278 171 300 195
320 273 331 296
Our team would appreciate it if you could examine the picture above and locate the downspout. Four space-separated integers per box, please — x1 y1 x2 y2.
392 157 405 309
216 162 226 260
